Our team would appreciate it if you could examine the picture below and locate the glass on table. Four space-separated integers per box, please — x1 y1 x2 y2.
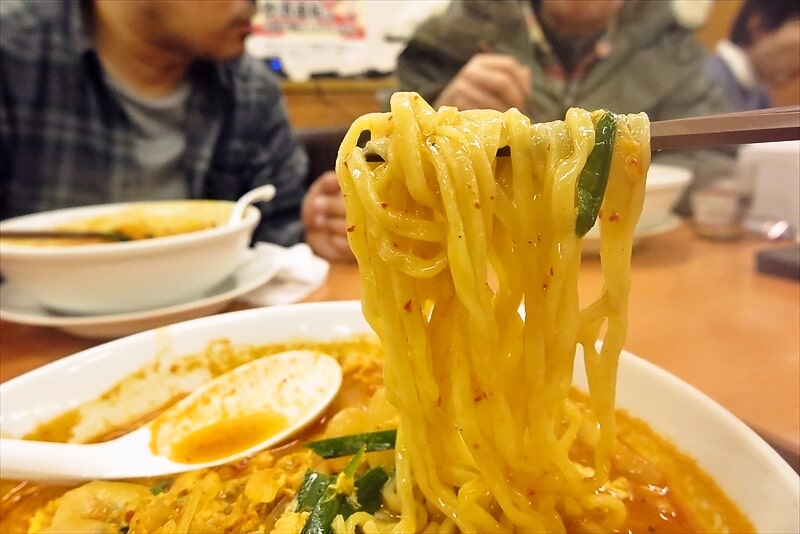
690 179 751 241
689 156 752 241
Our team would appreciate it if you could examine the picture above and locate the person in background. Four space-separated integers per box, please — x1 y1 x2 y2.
704 0 800 111
0 0 353 262
395 0 735 215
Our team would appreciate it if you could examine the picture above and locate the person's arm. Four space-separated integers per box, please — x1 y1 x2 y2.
249 110 355 261
0 132 9 221
0 50 13 220
202 57 308 247
238 64 353 261
246 101 308 247
395 38 465 107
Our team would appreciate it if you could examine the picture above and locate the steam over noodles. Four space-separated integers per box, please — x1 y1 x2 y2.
336 92 649 532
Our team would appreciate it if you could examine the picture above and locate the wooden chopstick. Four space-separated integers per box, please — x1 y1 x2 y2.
361 105 800 162
649 105 800 151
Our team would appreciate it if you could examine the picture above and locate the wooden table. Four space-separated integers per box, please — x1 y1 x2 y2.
1 222 798 466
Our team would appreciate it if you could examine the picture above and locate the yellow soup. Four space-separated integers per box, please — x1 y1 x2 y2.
2 201 232 246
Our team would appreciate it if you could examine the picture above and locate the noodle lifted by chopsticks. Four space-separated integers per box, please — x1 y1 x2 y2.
336 92 650 533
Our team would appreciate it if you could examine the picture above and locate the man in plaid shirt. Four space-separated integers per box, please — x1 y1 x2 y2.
0 0 352 261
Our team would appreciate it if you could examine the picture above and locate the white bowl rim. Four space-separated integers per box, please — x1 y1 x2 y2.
0 200 260 257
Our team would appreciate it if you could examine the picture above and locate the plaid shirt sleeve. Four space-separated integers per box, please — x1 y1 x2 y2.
196 57 309 246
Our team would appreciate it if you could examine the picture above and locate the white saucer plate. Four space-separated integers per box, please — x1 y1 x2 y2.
0 248 281 340
582 214 682 255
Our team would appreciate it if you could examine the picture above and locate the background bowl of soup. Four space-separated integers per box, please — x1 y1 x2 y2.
637 162 693 229
0 200 260 315
0 301 796 532
583 163 692 253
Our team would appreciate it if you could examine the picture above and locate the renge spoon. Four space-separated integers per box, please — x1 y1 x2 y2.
228 184 277 225
0 350 342 483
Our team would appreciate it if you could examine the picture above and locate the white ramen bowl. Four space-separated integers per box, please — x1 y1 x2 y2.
582 163 692 253
0 201 260 315
0 301 797 531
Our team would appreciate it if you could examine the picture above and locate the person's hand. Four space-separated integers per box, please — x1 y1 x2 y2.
302 170 355 263
434 53 532 113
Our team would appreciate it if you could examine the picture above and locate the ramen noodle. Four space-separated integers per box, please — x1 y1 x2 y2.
337 92 653 532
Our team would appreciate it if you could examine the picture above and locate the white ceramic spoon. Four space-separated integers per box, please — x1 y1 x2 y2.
228 184 277 225
0 350 341 483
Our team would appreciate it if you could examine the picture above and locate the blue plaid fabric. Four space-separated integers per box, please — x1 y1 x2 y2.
0 0 308 246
